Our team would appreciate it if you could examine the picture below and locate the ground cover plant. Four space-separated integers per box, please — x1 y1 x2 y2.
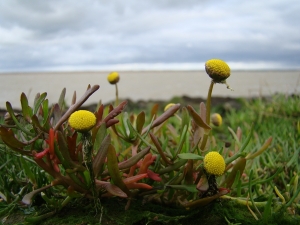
0 59 299 225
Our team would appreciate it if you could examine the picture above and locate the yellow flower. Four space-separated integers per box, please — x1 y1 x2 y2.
205 59 230 83
164 103 176 112
68 110 96 132
204 151 225 176
211 113 222 126
107 72 120 84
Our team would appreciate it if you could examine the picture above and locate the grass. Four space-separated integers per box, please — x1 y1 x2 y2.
0 93 300 225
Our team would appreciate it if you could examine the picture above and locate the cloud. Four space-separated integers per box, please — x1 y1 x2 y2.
0 0 299 71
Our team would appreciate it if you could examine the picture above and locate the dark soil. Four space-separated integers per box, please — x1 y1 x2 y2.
2 197 299 225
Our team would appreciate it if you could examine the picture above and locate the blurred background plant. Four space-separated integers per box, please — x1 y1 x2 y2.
0 61 299 224
107 71 120 106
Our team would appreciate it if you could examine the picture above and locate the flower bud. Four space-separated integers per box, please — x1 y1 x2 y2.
211 113 222 126
68 110 96 132
107 72 120 84
205 59 230 83
164 103 176 112
204 151 225 176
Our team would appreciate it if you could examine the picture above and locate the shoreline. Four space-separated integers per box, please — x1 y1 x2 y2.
1 70 299 108
0 94 275 117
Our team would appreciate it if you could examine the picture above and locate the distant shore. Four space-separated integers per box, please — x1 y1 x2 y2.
0 95 264 117
1 70 299 111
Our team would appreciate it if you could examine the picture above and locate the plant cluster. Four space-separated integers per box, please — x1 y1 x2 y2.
0 59 299 224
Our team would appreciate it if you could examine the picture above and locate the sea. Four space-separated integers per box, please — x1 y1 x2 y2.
0 70 299 109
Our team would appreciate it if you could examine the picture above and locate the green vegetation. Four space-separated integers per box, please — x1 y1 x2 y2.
0 60 299 224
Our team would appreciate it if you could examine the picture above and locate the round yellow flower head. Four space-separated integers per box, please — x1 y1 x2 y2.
205 59 230 83
68 110 96 132
164 103 176 112
204 151 225 176
211 113 222 126
107 71 120 84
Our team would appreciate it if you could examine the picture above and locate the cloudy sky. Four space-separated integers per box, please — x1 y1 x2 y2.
0 0 299 72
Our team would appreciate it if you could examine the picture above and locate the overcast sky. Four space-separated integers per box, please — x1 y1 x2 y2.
0 0 299 72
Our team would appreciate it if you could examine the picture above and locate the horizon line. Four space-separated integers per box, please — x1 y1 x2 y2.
1 62 299 73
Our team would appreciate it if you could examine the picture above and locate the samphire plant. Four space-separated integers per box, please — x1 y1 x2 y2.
0 59 299 224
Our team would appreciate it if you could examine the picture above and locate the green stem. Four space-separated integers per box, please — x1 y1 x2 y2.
220 195 267 208
115 83 119 106
82 132 101 214
248 170 262 217
206 81 214 125
200 81 214 150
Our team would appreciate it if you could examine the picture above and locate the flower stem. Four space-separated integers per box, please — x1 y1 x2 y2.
82 132 101 214
115 83 119 106
206 80 214 125
200 81 214 150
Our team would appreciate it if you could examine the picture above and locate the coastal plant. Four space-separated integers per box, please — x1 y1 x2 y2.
107 71 120 106
0 83 181 222
0 60 299 224
0 85 128 222
220 93 300 221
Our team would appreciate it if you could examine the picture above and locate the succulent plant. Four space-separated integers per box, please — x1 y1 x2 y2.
0 60 276 223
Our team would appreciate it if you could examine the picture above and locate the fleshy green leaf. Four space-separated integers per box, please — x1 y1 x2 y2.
20 156 37 186
199 102 206 121
93 134 111 177
25 211 56 224
102 182 127 198
142 103 181 134
136 111 145 134
56 131 84 170
33 92 47 115
117 146 151 171
31 115 48 133
167 184 198 193
0 127 27 149
177 153 203 160
93 123 107 152
187 105 211 130
158 159 187 175
22 184 52 205
42 99 50 128
246 136 272 160
182 189 230 209
125 114 138 141
6 102 33 135
107 144 130 196
228 126 242 148
58 88 66 110
150 132 173 165
239 123 254 152
150 103 159 122
20 92 33 121
174 124 188 157
223 157 246 189
181 107 190 129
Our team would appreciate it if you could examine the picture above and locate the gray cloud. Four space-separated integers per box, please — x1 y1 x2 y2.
0 0 299 71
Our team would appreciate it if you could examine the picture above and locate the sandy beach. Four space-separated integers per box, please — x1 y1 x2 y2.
0 70 299 109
